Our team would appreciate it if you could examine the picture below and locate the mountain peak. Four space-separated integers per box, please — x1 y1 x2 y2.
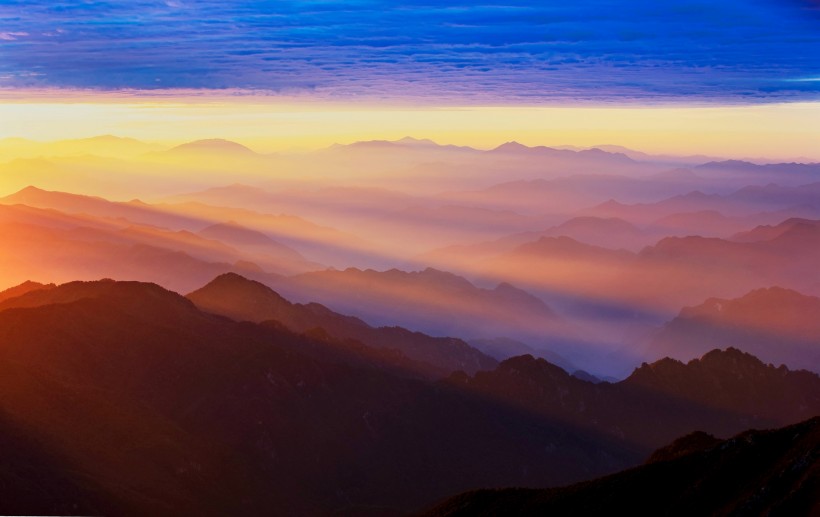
168 139 257 156
497 354 570 379
0 279 56 304
396 136 437 146
190 272 286 300
697 346 766 370
491 141 530 152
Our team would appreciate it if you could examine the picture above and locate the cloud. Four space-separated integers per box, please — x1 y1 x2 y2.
0 31 29 41
0 1 817 103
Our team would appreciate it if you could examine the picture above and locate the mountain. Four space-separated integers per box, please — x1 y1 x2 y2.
273 267 569 350
0 215 273 293
420 416 820 517
1 279 817 515
0 280 54 303
450 348 820 450
187 273 497 376
585 183 820 225
650 287 820 373
419 216 649 279
541 216 647 250
163 139 259 157
636 221 820 305
592 144 720 165
488 141 636 165
0 278 639 515
477 235 636 309
695 160 820 186
436 171 705 219
623 348 819 425
731 217 820 243
327 137 477 156
437 217 820 375
0 186 202 229
0 186 334 273
729 182 820 208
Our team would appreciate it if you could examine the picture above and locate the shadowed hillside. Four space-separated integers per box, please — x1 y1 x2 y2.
420 417 820 517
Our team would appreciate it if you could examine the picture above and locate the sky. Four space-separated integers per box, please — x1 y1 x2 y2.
1 0 819 157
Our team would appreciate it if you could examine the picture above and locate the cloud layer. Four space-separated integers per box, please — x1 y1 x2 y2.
1 0 818 103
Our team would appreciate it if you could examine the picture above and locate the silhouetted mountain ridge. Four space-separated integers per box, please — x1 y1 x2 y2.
187 273 497 376
0 278 642 515
451 347 819 450
421 416 820 516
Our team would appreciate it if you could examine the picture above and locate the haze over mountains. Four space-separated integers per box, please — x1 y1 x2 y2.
1 136 819 378
0 135 818 514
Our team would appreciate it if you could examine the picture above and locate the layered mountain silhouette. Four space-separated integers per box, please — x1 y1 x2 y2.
586 182 820 224
0 185 365 271
0 187 335 289
270 267 572 356
187 273 497 376
731 217 820 243
0 278 634 515
421 416 820 516
0 279 55 303
0 214 268 293
450 347 819 450
1 277 815 515
650 287 820 373
2 134 819 515
472 216 820 312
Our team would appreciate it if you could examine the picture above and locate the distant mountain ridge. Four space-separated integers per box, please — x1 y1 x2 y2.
270 266 573 361
650 287 820 373
162 138 259 157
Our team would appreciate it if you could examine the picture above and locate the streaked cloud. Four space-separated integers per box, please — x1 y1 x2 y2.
0 1 818 103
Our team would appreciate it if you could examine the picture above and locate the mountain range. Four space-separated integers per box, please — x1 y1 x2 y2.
0 277 816 515
650 287 820 373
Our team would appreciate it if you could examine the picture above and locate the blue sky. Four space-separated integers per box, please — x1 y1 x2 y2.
1 0 819 103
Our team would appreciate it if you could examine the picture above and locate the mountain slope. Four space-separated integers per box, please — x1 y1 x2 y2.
273 267 569 351
0 279 638 516
452 348 820 450
187 273 497 376
651 287 820 373
0 280 54 303
421 416 820 517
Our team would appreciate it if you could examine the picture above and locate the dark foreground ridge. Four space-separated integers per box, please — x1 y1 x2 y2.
421 417 820 517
